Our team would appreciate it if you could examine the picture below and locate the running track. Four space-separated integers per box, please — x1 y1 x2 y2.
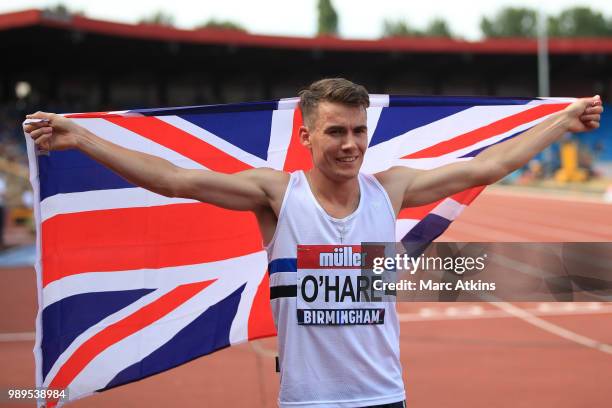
0 188 610 407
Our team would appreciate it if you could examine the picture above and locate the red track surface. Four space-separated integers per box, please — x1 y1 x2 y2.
0 188 610 407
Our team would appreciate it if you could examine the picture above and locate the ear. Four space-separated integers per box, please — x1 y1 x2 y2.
299 126 311 149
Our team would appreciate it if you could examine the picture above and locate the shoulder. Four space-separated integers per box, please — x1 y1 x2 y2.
243 169 293 223
372 166 420 216
238 167 291 201
373 166 419 189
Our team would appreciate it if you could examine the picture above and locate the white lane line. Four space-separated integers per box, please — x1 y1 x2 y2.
419 308 435 318
0 332 35 341
537 303 553 312
398 303 612 322
587 302 603 310
470 305 484 315
488 301 612 355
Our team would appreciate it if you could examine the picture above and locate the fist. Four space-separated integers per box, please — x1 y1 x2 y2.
23 112 81 151
563 95 604 133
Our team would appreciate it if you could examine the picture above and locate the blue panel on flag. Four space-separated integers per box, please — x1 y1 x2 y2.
102 284 245 391
400 214 452 243
389 95 535 107
130 100 279 116
369 106 469 147
38 150 134 201
180 110 273 160
41 288 155 381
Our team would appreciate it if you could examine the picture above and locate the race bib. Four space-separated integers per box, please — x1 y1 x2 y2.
296 245 386 326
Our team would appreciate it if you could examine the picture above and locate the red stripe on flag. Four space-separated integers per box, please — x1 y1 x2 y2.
41 203 263 287
247 273 276 340
398 186 485 220
403 103 569 159
399 201 440 220
283 108 312 172
47 279 214 405
106 116 252 173
454 185 485 205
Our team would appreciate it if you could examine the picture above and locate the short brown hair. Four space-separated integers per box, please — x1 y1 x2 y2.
298 78 369 128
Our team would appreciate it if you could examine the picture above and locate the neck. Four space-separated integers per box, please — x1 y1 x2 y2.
306 168 360 208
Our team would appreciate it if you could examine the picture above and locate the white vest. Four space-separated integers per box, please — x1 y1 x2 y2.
266 171 405 408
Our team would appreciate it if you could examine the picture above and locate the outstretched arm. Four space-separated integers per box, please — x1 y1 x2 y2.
24 112 286 211
377 96 603 212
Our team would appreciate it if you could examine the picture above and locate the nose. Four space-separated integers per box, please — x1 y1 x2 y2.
341 133 359 152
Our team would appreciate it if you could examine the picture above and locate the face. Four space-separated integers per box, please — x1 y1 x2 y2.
300 101 368 182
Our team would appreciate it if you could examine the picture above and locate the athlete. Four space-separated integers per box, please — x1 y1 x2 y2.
24 78 602 407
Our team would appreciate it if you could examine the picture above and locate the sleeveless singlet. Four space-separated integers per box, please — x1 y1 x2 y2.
266 171 405 408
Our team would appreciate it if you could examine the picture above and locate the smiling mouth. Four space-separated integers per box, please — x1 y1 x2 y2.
337 156 358 163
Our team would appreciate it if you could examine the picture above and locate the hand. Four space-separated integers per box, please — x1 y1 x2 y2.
563 95 603 133
23 112 82 151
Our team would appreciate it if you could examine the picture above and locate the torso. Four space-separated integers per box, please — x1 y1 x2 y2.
265 170 405 407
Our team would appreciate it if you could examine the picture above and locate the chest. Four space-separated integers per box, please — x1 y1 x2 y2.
315 197 359 219
283 201 395 245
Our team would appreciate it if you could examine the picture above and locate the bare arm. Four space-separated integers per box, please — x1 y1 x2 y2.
377 96 604 212
24 112 286 211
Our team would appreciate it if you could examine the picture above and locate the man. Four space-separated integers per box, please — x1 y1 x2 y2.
25 78 602 407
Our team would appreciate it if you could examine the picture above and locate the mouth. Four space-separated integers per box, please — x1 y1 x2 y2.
336 156 358 164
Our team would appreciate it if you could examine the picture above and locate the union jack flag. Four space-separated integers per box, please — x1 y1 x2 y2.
24 95 572 406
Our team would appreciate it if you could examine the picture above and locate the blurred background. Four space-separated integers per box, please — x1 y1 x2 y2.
0 0 611 252
0 2 611 407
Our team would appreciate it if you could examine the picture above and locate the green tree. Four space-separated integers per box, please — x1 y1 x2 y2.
424 18 452 37
196 19 246 32
480 7 538 38
140 10 175 26
46 4 70 16
44 3 84 17
317 0 338 35
381 18 452 38
548 7 612 37
381 19 420 37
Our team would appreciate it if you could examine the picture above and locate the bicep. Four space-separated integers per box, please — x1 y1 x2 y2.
400 161 492 208
172 167 272 211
